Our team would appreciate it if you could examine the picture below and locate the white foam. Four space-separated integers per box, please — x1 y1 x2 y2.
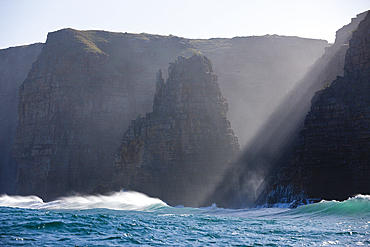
0 194 43 208
0 191 168 211
349 194 370 201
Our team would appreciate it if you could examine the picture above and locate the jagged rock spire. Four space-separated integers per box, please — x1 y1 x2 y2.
114 54 240 207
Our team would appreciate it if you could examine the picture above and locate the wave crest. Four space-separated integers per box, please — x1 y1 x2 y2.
287 194 370 218
0 191 168 211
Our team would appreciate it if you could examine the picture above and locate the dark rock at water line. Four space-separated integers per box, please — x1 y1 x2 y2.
114 55 240 207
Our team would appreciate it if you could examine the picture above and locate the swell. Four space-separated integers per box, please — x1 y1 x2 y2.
1 192 370 220
282 195 370 218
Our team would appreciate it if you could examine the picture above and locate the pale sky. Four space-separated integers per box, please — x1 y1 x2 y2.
1 0 369 49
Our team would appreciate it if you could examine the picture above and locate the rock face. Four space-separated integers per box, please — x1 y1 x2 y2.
207 11 367 208
266 11 370 204
12 29 194 200
114 55 240 207
0 43 43 194
9 28 327 201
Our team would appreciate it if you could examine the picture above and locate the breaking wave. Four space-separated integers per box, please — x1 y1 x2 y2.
283 194 370 218
1 192 370 220
0 191 168 211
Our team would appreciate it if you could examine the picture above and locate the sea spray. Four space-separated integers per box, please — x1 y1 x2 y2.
0 191 168 211
2 192 370 218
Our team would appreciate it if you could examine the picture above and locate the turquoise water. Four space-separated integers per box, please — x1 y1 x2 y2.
1 192 370 246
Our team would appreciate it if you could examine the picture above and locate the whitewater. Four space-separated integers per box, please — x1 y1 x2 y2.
1 192 370 246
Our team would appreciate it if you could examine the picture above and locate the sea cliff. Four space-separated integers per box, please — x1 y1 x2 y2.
0 43 43 193
12 29 194 200
6 29 326 200
265 11 370 205
207 11 368 208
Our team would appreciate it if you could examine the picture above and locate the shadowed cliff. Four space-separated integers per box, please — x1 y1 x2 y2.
0 43 43 194
12 29 195 200
264 11 370 205
206 11 368 208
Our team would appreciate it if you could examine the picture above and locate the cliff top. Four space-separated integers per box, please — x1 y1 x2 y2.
10 28 329 57
334 10 369 44
0 43 43 53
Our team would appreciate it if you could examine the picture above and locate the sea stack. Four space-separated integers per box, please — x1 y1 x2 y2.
114 54 240 207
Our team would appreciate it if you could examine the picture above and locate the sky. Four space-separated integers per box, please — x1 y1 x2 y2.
1 0 370 49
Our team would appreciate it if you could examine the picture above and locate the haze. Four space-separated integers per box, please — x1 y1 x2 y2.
1 0 370 49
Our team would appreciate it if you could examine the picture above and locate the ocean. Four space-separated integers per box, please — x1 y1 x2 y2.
1 191 369 246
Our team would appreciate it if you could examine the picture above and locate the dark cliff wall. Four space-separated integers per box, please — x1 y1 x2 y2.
12 29 194 200
207 11 367 208
266 11 370 203
0 43 43 194
114 55 240 207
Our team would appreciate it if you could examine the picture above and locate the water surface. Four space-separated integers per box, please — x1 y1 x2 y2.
1 192 369 246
